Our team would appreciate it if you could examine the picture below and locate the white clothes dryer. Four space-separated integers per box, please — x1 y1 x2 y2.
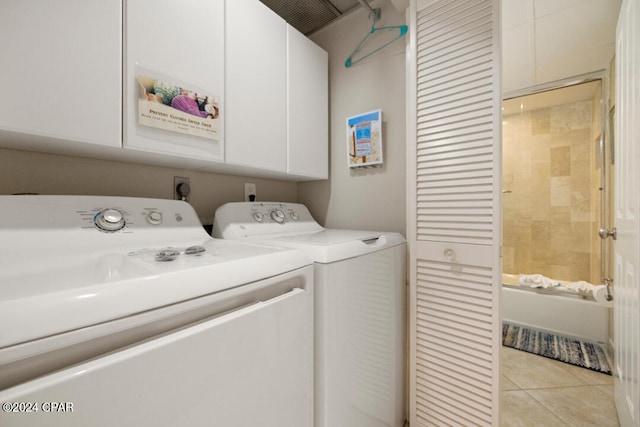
0 196 314 427
213 201 406 427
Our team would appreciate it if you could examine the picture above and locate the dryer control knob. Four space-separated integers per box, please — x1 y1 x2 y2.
290 211 299 221
95 208 126 232
147 211 163 225
270 209 286 223
253 212 265 222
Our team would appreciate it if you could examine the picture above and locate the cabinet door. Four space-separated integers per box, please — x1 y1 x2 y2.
287 25 329 180
0 0 121 148
225 0 287 172
124 0 224 164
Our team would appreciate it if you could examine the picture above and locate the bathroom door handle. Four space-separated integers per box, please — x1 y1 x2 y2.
602 278 614 301
598 227 617 240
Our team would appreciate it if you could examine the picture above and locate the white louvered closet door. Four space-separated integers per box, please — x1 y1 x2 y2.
408 0 501 426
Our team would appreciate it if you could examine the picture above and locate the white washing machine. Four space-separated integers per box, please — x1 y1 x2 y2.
0 196 314 427
213 202 407 427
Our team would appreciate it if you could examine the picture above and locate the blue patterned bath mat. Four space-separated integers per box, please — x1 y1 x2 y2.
502 322 611 375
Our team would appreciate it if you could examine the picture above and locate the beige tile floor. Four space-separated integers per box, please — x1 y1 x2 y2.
501 346 619 427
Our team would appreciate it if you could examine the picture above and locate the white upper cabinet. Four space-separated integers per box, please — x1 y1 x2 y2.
287 25 328 180
223 0 288 173
0 0 326 180
223 0 329 180
0 0 121 149
124 0 225 164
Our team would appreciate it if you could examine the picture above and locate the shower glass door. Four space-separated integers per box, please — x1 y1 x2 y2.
502 79 606 288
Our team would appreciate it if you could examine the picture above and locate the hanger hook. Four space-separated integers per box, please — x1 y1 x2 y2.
371 8 381 23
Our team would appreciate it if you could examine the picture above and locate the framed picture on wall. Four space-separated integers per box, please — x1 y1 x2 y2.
136 67 222 142
346 109 383 168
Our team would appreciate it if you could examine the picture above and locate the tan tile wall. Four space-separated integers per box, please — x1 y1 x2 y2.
503 97 601 284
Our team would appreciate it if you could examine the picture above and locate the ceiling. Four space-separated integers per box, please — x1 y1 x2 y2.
259 0 362 35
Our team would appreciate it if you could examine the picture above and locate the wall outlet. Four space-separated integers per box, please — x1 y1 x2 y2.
174 176 191 201
244 183 256 202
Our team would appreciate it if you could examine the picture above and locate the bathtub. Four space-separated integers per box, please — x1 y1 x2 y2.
501 275 610 344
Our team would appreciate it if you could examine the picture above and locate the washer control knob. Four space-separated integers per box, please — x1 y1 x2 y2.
253 212 265 222
290 211 299 221
95 208 126 232
270 209 286 223
147 211 163 225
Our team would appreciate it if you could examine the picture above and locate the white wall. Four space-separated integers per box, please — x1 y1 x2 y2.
502 0 620 94
299 1 407 236
0 148 297 225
